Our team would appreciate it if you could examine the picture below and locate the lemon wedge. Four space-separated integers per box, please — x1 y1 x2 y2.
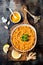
11 50 21 59
3 44 10 53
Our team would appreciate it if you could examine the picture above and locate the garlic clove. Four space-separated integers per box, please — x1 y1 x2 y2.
2 17 7 23
4 26 8 29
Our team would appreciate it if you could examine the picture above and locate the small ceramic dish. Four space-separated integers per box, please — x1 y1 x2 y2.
10 11 21 23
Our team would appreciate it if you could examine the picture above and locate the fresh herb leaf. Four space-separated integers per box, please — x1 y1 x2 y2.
21 34 29 41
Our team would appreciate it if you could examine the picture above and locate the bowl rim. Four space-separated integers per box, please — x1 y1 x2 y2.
10 11 21 23
10 24 37 52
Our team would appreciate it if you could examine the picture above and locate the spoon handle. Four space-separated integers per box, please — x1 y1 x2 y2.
9 8 17 18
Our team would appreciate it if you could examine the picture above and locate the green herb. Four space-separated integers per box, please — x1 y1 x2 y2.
21 34 29 41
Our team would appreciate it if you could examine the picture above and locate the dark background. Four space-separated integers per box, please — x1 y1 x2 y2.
0 0 43 65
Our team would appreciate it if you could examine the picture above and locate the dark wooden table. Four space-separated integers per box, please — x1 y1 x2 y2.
0 0 43 65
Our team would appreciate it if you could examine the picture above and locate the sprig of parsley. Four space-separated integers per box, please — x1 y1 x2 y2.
21 34 30 41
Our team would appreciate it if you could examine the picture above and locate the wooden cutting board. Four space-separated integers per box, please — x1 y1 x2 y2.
7 5 34 61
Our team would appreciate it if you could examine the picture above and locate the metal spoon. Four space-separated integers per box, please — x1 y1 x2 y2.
24 8 40 24
9 8 17 18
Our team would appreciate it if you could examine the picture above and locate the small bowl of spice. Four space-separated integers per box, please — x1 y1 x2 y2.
10 11 21 23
